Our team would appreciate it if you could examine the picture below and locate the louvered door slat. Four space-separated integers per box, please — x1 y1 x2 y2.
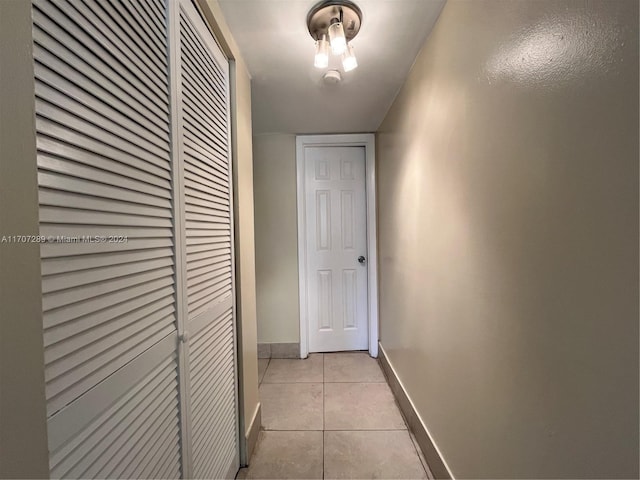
183 117 228 162
47 336 180 479
42 256 173 293
39 190 172 219
41 248 171 275
123 414 178 478
35 67 170 155
184 159 229 186
32 35 168 136
182 93 228 146
37 136 170 188
37 171 171 210
35 119 170 180
188 262 232 286
33 46 169 140
179 17 225 93
185 201 230 217
84 0 167 73
45 304 175 367
184 141 229 176
124 0 167 51
185 210 230 223
38 156 171 200
33 2 169 119
103 0 168 57
183 124 229 169
37 101 171 166
44 287 175 347
189 316 231 371
184 156 229 187
54 0 168 93
186 245 231 258
36 83 169 160
181 88 227 146
187 248 231 267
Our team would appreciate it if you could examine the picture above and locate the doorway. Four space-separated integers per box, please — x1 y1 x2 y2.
296 134 378 358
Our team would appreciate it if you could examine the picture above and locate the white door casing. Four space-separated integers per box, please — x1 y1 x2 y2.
297 134 378 358
305 146 368 352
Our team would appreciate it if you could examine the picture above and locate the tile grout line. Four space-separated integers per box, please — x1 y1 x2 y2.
262 428 407 432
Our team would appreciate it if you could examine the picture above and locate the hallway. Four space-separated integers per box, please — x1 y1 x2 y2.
0 0 638 478
239 353 429 479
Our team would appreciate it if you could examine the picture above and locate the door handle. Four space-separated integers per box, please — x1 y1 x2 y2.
358 256 366 264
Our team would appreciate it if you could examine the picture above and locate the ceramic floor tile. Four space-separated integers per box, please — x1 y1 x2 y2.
324 352 386 383
324 430 428 479
258 358 269 384
262 354 323 383
324 382 406 430
242 431 323 479
260 383 323 430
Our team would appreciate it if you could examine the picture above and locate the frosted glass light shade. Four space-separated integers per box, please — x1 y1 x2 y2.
314 35 329 68
342 43 358 72
328 21 347 55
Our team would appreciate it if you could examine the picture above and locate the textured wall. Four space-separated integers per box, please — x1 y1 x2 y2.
376 0 639 478
252 134 301 344
0 1 50 477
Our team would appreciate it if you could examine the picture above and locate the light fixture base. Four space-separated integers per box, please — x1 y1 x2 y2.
307 0 362 42
323 69 342 84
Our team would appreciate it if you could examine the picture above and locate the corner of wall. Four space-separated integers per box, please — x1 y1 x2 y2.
0 0 50 477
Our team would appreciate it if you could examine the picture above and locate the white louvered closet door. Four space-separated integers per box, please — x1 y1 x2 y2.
33 0 183 478
174 1 238 479
32 0 238 478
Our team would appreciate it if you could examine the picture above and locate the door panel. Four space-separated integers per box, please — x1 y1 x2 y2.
33 0 183 477
33 0 238 477
176 2 238 478
305 146 368 352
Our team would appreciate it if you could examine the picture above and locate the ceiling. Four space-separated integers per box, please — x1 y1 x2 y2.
218 0 446 135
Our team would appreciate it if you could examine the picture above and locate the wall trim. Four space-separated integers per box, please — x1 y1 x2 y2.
257 343 300 359
378 343 454 479
244 402 261 466
296 134 379 359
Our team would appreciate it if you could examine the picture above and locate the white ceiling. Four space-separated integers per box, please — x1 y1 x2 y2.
218 0 446 135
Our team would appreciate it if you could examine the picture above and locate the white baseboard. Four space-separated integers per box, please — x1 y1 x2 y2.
378 343 454 479
245 402 261 465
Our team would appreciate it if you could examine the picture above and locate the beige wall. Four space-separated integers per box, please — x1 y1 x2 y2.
0 1 49 477
252 134 300 344
376 0 639 478
201 0 260 462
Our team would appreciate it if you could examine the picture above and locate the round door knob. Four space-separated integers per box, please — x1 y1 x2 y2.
358 256 366 264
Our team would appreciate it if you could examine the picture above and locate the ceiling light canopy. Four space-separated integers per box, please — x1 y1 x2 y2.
307 0 362 73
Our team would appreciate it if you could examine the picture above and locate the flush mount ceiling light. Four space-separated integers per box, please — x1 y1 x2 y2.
307 0 362 73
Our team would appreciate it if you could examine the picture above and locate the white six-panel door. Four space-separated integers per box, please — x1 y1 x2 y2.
305 146 368 352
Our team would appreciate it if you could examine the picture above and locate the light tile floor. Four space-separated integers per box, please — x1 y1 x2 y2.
239 352 430 479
